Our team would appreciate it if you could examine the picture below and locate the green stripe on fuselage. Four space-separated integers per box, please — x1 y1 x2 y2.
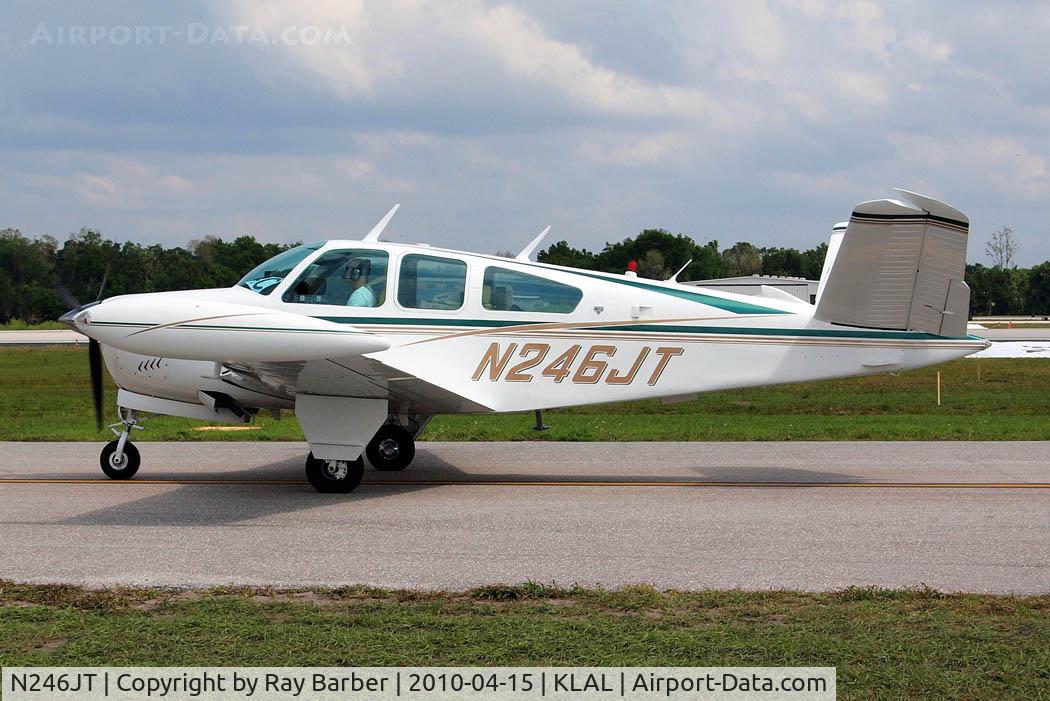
87 316 975 342
590 324 950 340
313 316 972 341
314 316 525 328
563 271 790 315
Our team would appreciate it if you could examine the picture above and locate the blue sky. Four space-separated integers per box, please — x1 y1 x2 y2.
1 1 1048 264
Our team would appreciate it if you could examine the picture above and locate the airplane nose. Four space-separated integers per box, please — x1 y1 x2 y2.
81 294 390 362
58 300 101 332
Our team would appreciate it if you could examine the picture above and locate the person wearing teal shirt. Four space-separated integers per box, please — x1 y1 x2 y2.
344 258 377 307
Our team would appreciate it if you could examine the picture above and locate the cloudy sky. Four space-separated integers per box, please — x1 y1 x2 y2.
1 1 1048 264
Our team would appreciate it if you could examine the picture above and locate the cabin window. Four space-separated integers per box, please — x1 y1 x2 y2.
281 249 389 307
482 267 582 313
398 254 467 310
237 242 324 296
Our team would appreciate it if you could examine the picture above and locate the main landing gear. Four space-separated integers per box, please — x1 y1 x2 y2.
303 419 423 493
99 409 144 480
365 424 415 472
305 453 365 493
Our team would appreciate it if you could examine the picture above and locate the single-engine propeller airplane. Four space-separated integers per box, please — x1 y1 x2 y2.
60 189 988 493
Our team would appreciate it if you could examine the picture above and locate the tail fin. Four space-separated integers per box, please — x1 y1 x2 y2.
814 221 847 306
814 189 970 337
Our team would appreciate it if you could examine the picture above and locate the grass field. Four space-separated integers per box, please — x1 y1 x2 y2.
2 347 1049 441
978 322 1050 328
0 320 66 330
1 582 1047 700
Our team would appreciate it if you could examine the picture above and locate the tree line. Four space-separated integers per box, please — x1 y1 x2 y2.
1 225 1047 323
0 228 289 322
537 232 828 282
537 227 1050 317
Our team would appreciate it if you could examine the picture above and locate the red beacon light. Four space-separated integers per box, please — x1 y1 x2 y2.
626 260 638 278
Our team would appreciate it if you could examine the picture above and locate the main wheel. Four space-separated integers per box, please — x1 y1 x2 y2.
305 452 364 493
100 440 141 480
366 425 415 471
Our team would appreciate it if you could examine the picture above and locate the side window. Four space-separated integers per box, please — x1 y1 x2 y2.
398 254 467 310
282 249 389 307
482 267 582 313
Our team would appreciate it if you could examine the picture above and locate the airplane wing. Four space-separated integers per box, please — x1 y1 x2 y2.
222 354 493 415
73 292 490 414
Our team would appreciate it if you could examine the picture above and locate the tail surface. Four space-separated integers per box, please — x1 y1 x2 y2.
814 189 970 337
814 221 847 306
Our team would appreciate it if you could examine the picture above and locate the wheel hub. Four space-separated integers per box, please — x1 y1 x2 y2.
377 438 400 460
109 453 125 468
325 460 349 480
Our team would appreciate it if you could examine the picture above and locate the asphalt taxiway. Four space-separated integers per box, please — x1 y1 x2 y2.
0 441 1046 593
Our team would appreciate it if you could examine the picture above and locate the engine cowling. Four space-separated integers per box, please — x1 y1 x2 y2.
69 294 389 362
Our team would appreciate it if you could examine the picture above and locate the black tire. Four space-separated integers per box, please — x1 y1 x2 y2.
100 440 140 480
366 424 415 471
305 452 364 493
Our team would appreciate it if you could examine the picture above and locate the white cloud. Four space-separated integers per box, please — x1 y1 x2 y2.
579 132 694 166
74 174 118 207
829 70 890 105
70 159 195 210
726 0 788 65
4 1 1050 262
215 1 721 125
215 0 400 99
466 4 716 121
900 32 954 62
336 158 374 179
889 132 1050 198
831 0 896 63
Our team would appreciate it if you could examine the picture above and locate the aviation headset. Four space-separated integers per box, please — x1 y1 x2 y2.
346 258 372 281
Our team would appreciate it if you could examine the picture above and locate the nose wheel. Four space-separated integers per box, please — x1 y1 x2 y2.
365 424 415 471
305 452 365 493
99 409 144 480
100 440 140 479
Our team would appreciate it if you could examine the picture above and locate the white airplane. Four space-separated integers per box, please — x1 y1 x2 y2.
60 189 987 493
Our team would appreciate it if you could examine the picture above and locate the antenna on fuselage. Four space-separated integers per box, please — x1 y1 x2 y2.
667 259 692 283
363 204 400 242
515 225 551 261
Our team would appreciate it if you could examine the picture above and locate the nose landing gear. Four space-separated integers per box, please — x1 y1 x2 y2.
99 409 144 480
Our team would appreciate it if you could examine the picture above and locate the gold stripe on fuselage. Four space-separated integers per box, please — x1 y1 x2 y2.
350 323 985 352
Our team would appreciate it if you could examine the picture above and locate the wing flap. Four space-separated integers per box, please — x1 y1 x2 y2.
224 354 494 414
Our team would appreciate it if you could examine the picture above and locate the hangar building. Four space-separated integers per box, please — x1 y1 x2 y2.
683 275 820 304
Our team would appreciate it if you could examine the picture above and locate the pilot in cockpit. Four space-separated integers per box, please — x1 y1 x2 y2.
343 258 377 307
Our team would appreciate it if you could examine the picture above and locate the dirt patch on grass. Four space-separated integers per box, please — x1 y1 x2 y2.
4 580 1049 620
31 637 68 652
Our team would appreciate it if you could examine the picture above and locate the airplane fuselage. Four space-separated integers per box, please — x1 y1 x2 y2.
62 189 989 490
90 239 986 418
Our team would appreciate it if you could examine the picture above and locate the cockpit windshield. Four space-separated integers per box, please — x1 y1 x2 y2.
237 242 324 295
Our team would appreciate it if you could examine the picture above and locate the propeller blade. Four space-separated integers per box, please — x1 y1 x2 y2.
88 338 104 431
53 283 81 311
96 265 110 302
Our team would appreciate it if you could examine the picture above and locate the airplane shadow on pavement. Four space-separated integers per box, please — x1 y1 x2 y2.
58 447 864 528
58 454 446 527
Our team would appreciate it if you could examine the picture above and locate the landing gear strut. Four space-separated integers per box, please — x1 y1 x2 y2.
100 409 143 480
305 452 364 493
366 424 415 471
